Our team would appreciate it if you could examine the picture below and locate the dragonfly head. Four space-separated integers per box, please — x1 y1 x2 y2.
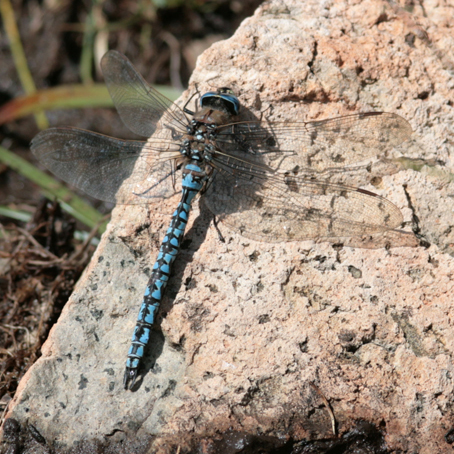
200 87 239 116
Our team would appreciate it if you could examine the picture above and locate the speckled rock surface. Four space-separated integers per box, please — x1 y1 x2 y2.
5 0 454 453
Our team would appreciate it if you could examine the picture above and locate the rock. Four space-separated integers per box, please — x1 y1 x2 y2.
4 0 454 453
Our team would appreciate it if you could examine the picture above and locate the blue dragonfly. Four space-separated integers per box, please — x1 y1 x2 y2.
31 51 412 389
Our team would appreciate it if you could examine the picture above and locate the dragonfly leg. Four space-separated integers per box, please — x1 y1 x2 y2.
212 215 226 243
183 87 200 115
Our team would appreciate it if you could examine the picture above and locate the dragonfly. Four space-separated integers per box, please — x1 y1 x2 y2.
31 50 412 389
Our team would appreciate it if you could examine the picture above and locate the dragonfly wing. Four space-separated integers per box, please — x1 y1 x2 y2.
101 50 188 138
215 112 412 172
31 127 181 204
204 151 404 244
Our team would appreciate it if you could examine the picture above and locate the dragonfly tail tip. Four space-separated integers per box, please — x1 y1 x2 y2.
124 367 138 390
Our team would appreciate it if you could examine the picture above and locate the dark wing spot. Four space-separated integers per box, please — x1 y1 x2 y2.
357 188 378 197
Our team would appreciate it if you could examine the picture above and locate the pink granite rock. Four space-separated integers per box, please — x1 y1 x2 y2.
5 0 454 453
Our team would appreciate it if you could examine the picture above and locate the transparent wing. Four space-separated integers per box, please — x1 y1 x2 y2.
204 149 405 244
215 112 412 172
101 50 188 138
31 127 182 204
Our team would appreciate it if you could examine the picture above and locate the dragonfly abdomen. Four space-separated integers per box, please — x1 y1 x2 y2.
124 162 206 389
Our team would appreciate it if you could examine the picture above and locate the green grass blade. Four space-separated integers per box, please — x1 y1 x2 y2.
0 145 107 232
0 84 182 125
0 206 32 222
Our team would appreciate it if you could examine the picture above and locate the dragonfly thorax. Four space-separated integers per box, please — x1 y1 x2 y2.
179 88 239 161
179 117 221 162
